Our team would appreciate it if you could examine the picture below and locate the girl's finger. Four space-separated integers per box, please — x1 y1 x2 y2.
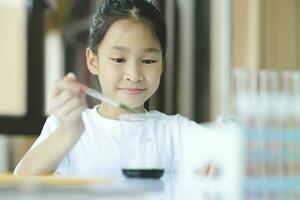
50 90 74 113
65 104 87 122
195 162 220 178
51 79 66 98
53 76 81 94
53 96 86 119
66 72 76 79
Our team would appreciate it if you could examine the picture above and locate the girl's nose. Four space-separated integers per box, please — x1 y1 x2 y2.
124 64 144 82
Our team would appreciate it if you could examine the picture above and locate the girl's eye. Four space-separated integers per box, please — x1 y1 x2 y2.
110 58 126 63
142 59 157 64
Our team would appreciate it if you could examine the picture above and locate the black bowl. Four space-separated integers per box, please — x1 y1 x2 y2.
122 169 164 179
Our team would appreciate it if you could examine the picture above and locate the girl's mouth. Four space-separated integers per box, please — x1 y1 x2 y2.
119 88 146 95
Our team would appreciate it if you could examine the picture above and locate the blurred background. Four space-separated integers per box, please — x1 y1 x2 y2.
0 0 299 181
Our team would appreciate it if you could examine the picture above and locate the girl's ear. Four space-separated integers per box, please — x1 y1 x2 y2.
86 48 98 75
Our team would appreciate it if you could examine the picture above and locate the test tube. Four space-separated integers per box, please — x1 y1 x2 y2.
282 70 294 178
291 71 300 126
258 69 280 125
258 69 280 178
291 70 300 177
231 68 259 179
231 68 258 124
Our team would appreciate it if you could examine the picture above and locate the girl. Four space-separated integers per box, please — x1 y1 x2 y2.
14 0 213 177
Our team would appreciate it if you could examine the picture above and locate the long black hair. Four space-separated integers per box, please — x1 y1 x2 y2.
88 0 167 62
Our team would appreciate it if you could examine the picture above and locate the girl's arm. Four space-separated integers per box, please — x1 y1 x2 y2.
14 125 80 175
15 73 87 176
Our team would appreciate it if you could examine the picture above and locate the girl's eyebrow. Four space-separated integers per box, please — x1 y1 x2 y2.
143 48 160 53
110 46 160 53
110 46 130 52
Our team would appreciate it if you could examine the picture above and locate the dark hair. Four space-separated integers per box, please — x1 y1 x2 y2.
88 0 167 61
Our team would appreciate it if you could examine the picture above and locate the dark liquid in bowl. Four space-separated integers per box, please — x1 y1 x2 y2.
122 169 164 179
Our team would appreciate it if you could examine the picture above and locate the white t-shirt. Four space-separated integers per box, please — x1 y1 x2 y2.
15 105 210 178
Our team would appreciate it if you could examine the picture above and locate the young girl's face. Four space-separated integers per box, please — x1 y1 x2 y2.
87 19 163 108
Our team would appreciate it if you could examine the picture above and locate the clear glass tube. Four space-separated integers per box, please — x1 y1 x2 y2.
231 68 258 124
292 71 300 125
258 69 280 126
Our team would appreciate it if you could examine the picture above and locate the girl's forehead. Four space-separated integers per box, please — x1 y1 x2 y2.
100 19 160 50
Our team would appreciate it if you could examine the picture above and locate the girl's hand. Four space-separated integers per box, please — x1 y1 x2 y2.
195 161 220 179
49 73 87 139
